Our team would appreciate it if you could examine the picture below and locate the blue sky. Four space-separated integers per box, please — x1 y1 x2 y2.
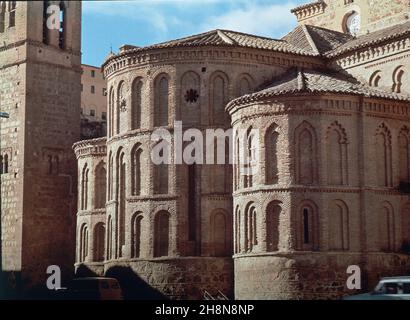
82 0 307 67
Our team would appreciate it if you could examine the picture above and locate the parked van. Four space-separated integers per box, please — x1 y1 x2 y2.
69 277 123 300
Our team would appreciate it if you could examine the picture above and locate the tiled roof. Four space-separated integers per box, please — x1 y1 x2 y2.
106 29 317 61
282 25 353 55
326 20 410 57
227 68 410 109
281 20 410 58
72 136 107 150
104 20 410 68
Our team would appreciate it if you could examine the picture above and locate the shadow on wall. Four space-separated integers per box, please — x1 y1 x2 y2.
104 266 167 300
75 264 99 278
0 270 71 300
0 271 22 299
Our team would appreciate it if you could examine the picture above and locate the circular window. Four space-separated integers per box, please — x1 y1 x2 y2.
345 11 361 35
184 89 199 103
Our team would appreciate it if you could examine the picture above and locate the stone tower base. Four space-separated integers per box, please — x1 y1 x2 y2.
76 257 233 300
234 252 410 299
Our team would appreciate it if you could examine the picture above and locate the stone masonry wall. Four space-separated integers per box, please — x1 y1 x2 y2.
294 0 410 35
229 95 410 299
1 1 81 293
235 252 410 299
103 257 233 300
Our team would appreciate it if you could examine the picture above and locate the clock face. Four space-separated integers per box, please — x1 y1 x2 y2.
346 11 361 35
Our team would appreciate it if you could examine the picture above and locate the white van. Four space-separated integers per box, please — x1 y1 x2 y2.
344 276 410 300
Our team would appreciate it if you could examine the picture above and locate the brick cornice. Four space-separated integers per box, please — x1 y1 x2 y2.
291 1 326 22
331 36 410 68
73 137 107 159
103 46 324 79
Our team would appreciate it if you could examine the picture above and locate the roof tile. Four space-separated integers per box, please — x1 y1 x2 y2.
326 20 410 57
227 68 410 109
106 29 317 62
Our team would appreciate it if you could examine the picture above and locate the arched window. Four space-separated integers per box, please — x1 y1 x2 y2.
108 87 115 137
210 72 228 125
95 162 106 209
154 74 169 127
131 213 143 258
369 70 382 87
224 138 232 194
116 150 126 257
48 155 53 174
328 200 349 251
81 164 89 210
399 127 410 181
117 81 127 134
375 123 392 187
93 223 105 262
379 202 395 252
0 2 6 33
244 128 257 188
42 1 49 44
392 66 405 93
295 121 317 185
154 211 170 257
132 78 143 129
234 206 241 253
106 216 113 260
181 71 200 125
131 144 142 196
265 125 279 185
153 143 169 195
266 201 281 252
401 204 410 248
212 211 230 256
108 152 113 200
153 163 169 194
344 11 360 35
244 203 257 252
303 208 310 244
210 138 230 193
326 121 348 185
58 1 66 49
3 153 8 174
79 223 89 262
297 201 319 251
234 132 240 190
188 164 196 242
237 74 253 97
8 1 16 28
0 154 9 174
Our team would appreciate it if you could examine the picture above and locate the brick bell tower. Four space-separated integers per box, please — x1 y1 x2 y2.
0 1 81 296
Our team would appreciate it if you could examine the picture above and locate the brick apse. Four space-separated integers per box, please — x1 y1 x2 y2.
2 0 410 299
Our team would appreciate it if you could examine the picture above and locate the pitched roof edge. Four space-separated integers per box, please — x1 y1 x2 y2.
217 30 235 45
102 29 320 69
326 21 410 58
302 25 320 55
226 68 410 111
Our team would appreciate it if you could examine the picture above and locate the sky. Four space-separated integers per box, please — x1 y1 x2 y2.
82 0 308 67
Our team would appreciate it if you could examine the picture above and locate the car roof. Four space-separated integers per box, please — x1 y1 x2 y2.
380 276 410 283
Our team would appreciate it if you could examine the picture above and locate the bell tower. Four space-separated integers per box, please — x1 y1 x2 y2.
291 0 410 35
0 1 81 296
